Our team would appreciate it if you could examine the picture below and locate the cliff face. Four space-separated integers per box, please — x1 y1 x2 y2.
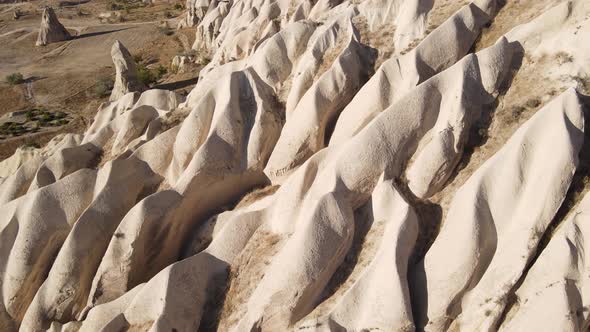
2 0 590 331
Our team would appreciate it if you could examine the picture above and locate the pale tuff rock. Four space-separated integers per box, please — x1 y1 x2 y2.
329 2 493 146
499 191 590 332
413 88 585 332
0 147 40 179
297 179 418 331
264 19 374 181
3 0 590 331
109 40 146 102
504 0 590 86
404 36 515 199
26 143 100 193
392 0 432 52
0 134 84 205
178 0 212 28
0 170 98 329
171 55 194 73
35 7 71 46
228 31 514 332
19 158 161 331
192 0 231 53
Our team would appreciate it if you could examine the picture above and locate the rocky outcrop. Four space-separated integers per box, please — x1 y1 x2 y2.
3 0 590 331
413 87 584 332
109 40 146 102
499 190 590 332
35 7 71 46
171 54 195 73
177 0 213 28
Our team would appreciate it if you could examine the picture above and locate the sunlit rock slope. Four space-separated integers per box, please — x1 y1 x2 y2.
2 0 590 331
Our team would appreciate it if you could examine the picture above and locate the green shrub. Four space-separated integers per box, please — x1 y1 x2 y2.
556 51 574 65
510 105 526 120
155 64 167 79
525 98 541 109
136 63 169 86
137 65 157 86
107 0 146 11
158 26 174 36
6 72 24 85
108 2 124 10
174 3 183 10
39 113 53 122
93 77 114 97
1 121 27 136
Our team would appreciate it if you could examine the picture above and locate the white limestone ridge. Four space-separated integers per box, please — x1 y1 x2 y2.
2 0 590 331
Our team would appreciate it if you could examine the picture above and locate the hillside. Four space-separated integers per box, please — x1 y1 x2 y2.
1 0 590 331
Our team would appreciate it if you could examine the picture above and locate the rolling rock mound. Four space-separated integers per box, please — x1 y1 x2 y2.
2 0 590 331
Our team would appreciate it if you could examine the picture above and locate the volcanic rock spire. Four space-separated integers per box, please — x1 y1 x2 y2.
109 40 146 101
36 7 71 46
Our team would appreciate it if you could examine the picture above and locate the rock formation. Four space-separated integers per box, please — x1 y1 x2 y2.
109 40 146 102
2 0 590 331
35 7 71 46
171 54 195 73
177 0 214 28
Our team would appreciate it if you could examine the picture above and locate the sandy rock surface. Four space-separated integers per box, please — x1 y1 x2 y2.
2 0 590 331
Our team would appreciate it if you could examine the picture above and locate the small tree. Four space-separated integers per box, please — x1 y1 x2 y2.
6 72 24 85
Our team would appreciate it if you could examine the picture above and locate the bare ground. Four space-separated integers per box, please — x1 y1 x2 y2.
0 0 199 160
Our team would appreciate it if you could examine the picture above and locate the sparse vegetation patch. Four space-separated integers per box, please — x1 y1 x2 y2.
92 76 115 97
0 108 70 139
5 73 25 85
525 98 541 109
157 25 174 36
573 75 590 94
137 64 167 86
555 51 574 65
106 0 146 12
